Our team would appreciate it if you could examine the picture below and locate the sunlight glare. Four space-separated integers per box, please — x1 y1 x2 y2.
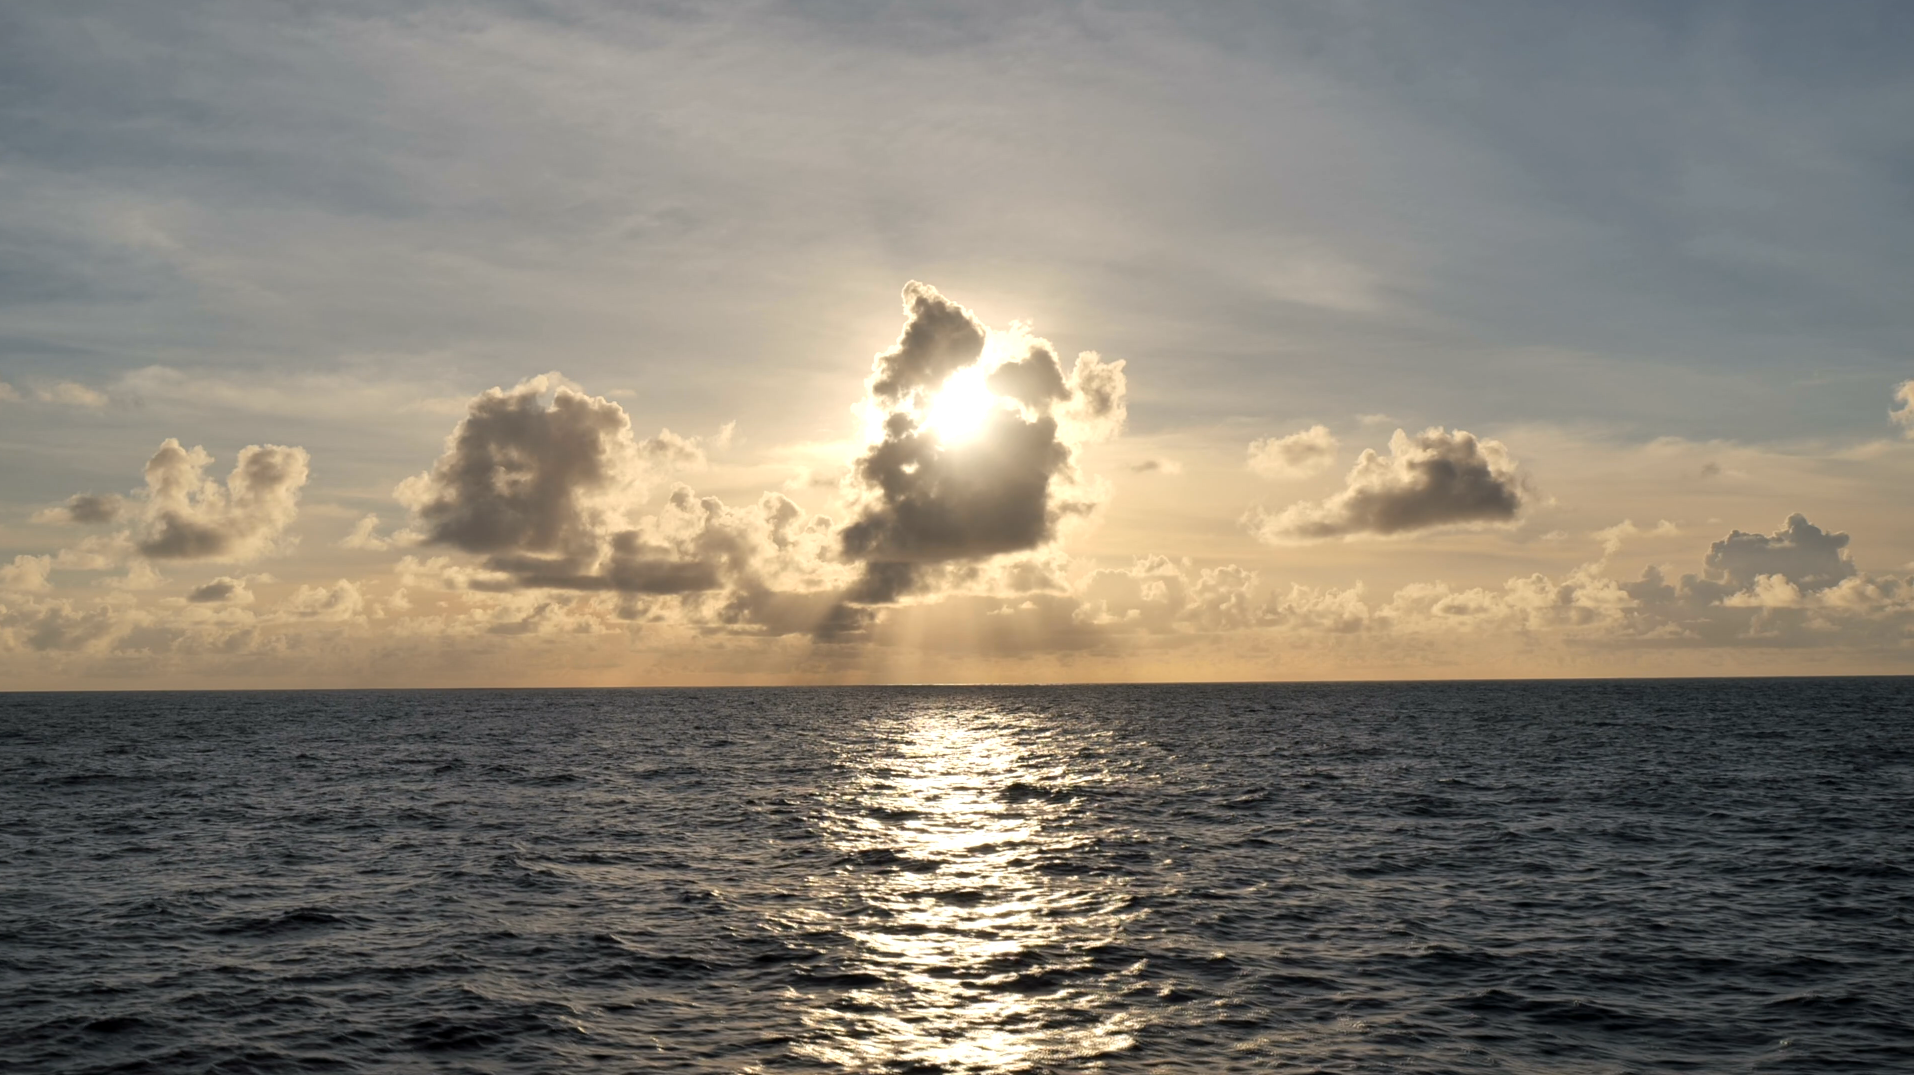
923 366 1001 446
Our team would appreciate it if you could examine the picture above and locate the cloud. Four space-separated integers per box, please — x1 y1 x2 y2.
387 286 1131 639
1 555 54 593
51 533 135 572
838 282 1126 602
187 577 254 605
1058 350 1128 443
1593 518 1680 558
1129 458 1183 475
0 381 17 402
276 580 365 621
1245 427 1527 543
105 561 167 591
135 439 311 561
1701 513 1854 592
397 374 644 558
32 494 126 526
398 377 848 633
1261 513 1911 652
34 382 108 408
4 601 123 654
639 428 707 469
338 513 393 551
867 281 989 406
1247 425 1338 479
1074 556 1266 633
1893 380 1913 437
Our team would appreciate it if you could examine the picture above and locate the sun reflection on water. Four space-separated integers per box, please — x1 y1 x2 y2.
783 705 1144 1072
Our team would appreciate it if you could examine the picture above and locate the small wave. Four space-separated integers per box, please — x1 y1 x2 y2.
210 908 354 936
999 781 1075 804
836 847 943 872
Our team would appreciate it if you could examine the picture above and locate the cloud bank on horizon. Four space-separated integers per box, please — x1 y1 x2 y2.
3 277 1912 684
2 2 1912 684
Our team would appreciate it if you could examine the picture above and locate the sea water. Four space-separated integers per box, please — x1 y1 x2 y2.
2 679 1910 1072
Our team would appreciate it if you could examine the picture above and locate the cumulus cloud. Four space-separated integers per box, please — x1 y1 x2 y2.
32 494 126 526
867 281 990 405
1701 513 1854 592
838 282 1126 602
136 439 311 561
1263 513 1910 651
277 580 365 621
1245 427 1527 543
639 428 707 469
397 374 644 559
1058 350 1128 443
1893 380 1913 437
384 288 1136 641
1247 425 1338 479
397 376 848 636
1075 556 1265 633
1 555 54 593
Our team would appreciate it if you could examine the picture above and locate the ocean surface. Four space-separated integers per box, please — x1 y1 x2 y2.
2 679 1911 1074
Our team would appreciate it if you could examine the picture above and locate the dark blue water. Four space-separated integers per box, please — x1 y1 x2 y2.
2 680 1911 1073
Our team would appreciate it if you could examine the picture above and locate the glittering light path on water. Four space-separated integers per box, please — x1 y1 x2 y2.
791 706 1142 1070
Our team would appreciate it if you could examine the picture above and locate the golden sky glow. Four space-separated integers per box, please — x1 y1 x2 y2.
2 5 1912 686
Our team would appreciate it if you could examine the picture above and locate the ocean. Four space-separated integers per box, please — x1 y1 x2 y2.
2 679 1910 1073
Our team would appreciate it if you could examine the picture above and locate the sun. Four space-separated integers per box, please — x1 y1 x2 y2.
923 366 1001 446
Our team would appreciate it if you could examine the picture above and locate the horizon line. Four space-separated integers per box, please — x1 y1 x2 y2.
3 672 1910 695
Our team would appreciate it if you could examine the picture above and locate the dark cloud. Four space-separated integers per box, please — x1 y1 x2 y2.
1605 515 1899 646
186 577 250 604
135 439 310 561
390 290 1137 643
402 379 848 634
1246 427 1526 543
839 284 1126 604
842 409 1073 563
1703 513 1854 592
33 493 124 525
398 377 638 557
868 282 988 406
985 344 1069 407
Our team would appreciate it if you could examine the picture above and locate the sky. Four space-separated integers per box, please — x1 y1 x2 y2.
3 0 1912 687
